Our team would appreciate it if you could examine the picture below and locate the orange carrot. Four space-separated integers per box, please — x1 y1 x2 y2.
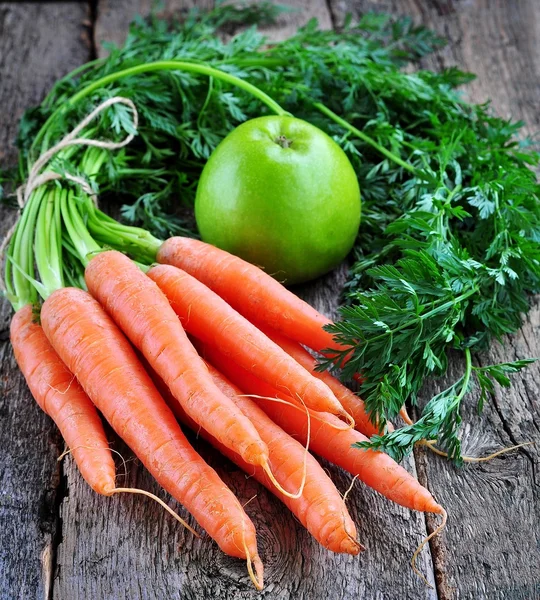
201 342 444 515
146 263 346 417
84 250 268 469
40 287 263 585
258 325 381 437
151 357 361 555
157 237 345 356
10 304 116 496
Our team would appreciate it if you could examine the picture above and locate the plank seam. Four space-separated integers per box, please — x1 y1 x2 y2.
324 0 337 29
88 0 98 60
413 445 444 600
48 459 68 600
475 352 538 487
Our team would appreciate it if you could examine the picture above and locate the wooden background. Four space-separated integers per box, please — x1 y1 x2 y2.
0 1 539 599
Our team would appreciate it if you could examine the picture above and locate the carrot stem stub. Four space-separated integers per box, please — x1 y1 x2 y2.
40 286 263 583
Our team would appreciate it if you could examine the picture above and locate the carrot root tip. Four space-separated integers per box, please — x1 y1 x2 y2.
235 493 264 590
341 409 356 429
260 394 310 500
411 507 448 588
246 552 264 591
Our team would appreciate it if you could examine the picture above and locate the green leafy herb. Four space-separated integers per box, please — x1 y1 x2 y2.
4 3 538 462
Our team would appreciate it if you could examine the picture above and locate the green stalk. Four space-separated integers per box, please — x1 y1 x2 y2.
60 190 101 266
314 102 424 177
61 234 88 290
34 188 64 298
217 57 287 68
65 151 162 261
42 58 105 108
32 60 290 153
453 348 473 408
87 215 162 262
5 188 46 310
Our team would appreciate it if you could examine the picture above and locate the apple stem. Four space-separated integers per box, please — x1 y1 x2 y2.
275 135 293 149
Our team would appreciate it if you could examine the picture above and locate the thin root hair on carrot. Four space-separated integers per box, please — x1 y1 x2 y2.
342 475 359 504
260 394 310 500
402 408 534 462
232 494 264 591
242 494 258 509
340 474 363 553
47 374 77 395
57 445 129 481
411 508 448 588
111 487 200 538
237 393 352 432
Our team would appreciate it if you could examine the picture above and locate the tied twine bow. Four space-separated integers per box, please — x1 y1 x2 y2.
0 96 139 291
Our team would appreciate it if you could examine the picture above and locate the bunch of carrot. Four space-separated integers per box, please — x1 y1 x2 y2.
5 166 445 588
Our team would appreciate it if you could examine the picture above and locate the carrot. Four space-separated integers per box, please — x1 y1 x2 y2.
200 342 444 516
40 287 263 586
10 304 116 496
151 357 362 555
258 325 381 437
207 364 362 555
156 237 346 357
146 263 346 417
84 250 268 469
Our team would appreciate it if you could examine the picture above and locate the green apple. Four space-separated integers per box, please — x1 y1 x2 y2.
195 115 361 285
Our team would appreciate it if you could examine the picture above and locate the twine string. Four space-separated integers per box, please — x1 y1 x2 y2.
1 97 138 294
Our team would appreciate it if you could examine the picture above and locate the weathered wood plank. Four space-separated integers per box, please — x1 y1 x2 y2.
52 1 437 599
0 3 91 599
246 0 332 42
94 0 214 58
330 1 540 598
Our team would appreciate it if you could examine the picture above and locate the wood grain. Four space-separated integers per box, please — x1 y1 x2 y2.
330 1 540 598
240 0 333 42
94 0 214 58
0 3 91 599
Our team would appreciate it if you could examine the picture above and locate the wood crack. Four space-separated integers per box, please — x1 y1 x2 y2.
47 459 68 600
88 0 99 60
413 446 444 600
324 0 337 29
475 351 539 488
492 399 538 490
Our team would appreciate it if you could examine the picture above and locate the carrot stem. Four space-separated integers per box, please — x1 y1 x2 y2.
313 102 423 177
59 189 101 265
32 61 289 155
4 187 45 310
35 188 64 298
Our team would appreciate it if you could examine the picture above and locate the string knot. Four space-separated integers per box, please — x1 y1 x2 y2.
0 96 139 293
